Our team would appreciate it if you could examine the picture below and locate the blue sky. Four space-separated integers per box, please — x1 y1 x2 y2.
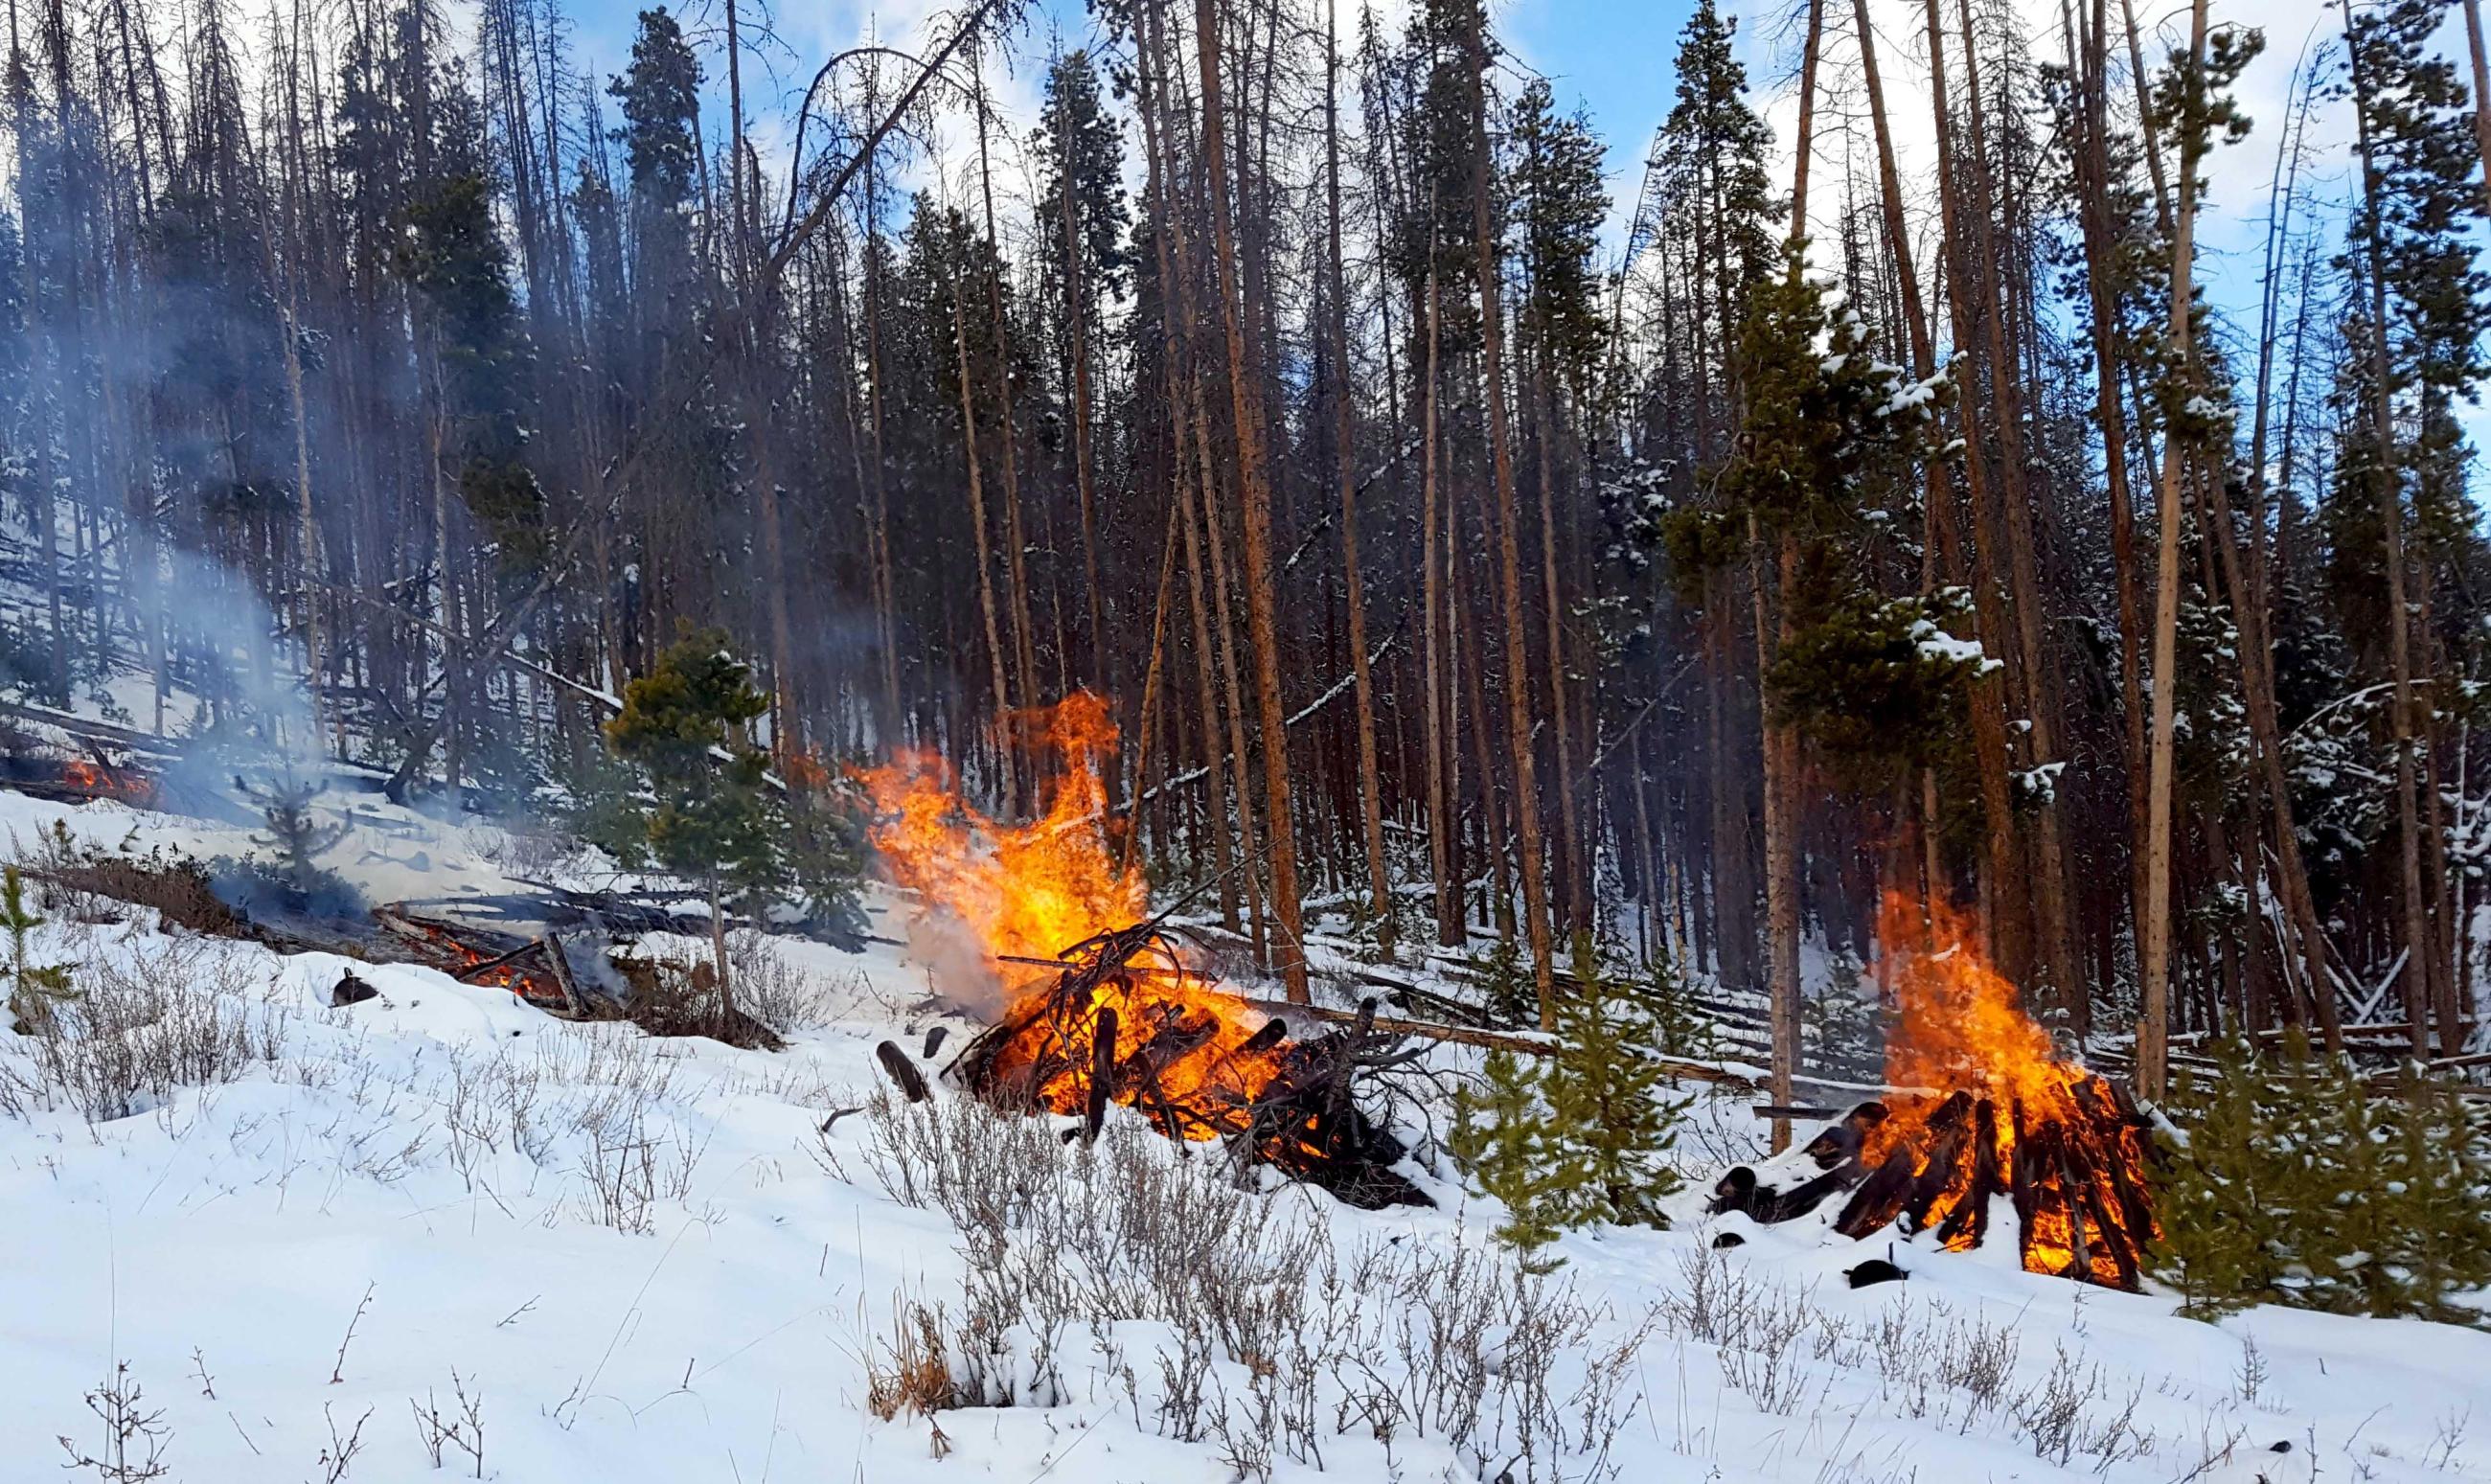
541 0 2482 463
544 0 2358 316
553 0 1698 251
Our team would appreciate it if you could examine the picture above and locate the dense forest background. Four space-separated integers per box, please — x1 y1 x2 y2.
1 0 2487 1107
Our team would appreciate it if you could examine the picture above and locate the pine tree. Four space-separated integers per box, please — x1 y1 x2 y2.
2151 1036 2286 1316
1450 1049 1565 1267
1 865 76 1036
606 628 786 1031
405 65 545 570
238 768 354 908
1541 934 1689 1229
2156 1035 2491 1322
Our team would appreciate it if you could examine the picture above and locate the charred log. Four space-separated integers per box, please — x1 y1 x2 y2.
877 1040 931 1103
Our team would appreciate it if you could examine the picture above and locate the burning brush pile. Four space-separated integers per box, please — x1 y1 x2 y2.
857 696 1427 1210
1717 897 2160 1289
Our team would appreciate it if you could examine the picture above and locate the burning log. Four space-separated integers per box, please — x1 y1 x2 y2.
948 923 1431 1209
1 751 160 807
1732 896 2160 1290
861 698 1429 1209
374 904 597 1018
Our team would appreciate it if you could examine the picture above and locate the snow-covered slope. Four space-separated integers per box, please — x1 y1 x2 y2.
5 788 2491 1484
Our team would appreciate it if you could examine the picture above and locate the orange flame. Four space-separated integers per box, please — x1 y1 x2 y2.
1865 893 2158 1286
59 759 154 805
856 693 1145 966
856 695 1293 1137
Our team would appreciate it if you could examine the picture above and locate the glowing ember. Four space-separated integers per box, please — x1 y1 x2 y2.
1837 894 2160 1288
377 909 573 1011
857 695 1296 1138
58 759 155 805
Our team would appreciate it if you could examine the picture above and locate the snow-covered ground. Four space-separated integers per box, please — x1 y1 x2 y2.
5 786 2491 1484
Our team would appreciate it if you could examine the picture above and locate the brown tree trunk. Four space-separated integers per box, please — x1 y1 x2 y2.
2063 0 2151 1001
1465 12 1556 1026
1133 11 1241 930
1326 0 1395 961
2348 17 2444 1062
949 271 1016 760
1950 0 2080 1024
2463 0 2491 215
1420 262 1462 948
1914 0 2032 984
1759 0 1825 1154
1191 0 1309 1003
974 61 1041 721
2138 0 2211 1101
1059 88 1110 697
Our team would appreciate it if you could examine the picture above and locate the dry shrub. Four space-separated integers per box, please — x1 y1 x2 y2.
841 1088 1653 1482
0 930 285 1123
727 930 865 1034
613 950 783 1051
15 826 240 936
1662 1245 2153 1466
865 1301 957 1421
479 822 580 879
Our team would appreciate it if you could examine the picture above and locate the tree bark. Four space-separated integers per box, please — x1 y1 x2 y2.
1326 0 1395 961
1465 11 1557 1026
2138 0 2211 1101
1193 0 1310 1003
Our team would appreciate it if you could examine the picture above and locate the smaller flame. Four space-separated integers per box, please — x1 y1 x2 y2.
59 759 154 805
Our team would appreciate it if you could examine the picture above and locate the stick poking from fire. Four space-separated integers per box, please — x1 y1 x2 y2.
857 696 1429 1209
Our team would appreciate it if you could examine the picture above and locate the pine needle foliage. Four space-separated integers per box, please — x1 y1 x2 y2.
2153 1033 2491 1323
1450 1048 1567 1268
2 865 76 1034
606 628 787 909
1451 934 1695 1265
1542 933 1690 1228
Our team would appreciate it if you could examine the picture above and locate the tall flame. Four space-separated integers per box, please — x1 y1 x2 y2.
856 695 1293 1139
1864 893 2158 1286
856 693 1145 966
1879 893 2063 1112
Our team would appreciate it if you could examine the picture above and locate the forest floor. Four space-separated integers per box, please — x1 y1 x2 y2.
2 775 2490 1483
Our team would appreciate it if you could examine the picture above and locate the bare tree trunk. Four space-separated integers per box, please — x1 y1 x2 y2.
1951 0 2080 1024
1059 89 1109 696
2062 0 2151 1007
1758 0 1825 1154
974 60 1041 721
1421 261 1461 948
949 271 1016 763
2348 23 2445 1061
1325 0 1394 962
2463 0 2491 214
1916 0 2032 984
2138 0 2211 1101
1134 11 1241 929
1463 12 1556 1026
